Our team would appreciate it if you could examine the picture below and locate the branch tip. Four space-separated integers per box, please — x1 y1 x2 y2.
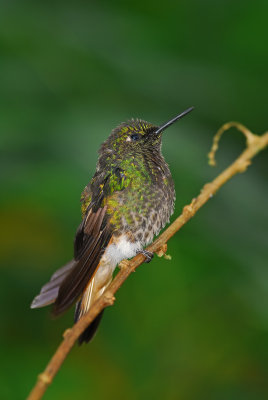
208 121 257 167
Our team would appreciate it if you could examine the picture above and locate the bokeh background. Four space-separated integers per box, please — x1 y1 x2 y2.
1 1 267 399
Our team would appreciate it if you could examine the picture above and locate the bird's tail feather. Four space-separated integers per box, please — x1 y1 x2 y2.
31 260 76 309
76 308 105 345
31 258 111 345
74 276 111 344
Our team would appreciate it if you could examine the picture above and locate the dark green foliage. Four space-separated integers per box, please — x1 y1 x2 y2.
0 1 267 399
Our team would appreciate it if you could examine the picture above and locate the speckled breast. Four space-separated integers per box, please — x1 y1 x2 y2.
111 170 175 246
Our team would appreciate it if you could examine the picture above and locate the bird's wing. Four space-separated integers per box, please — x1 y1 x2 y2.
31 204 111 314
53 205 111 315
52 167 130 316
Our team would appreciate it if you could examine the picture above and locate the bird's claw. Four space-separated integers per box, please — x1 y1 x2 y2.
138 250 154 263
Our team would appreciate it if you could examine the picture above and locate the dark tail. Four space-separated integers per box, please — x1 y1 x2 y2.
75 301 104 345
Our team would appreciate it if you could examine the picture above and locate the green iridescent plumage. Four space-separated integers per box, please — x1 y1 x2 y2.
31 109 193 345
80 119 175 242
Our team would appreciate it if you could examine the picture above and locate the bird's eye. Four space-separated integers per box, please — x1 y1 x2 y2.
130 133 140 142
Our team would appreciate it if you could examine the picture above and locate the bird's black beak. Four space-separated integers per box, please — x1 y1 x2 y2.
154 106 194 135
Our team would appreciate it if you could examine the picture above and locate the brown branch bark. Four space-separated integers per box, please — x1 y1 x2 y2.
27 123 268 400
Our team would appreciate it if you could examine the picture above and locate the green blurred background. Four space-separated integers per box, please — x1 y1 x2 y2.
1 0 267 399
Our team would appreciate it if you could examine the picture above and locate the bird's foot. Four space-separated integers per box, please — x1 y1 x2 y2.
137 250 154 263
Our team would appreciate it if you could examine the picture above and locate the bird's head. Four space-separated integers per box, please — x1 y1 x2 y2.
99 107 194 162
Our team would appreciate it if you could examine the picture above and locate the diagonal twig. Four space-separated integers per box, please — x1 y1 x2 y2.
27 123 268 400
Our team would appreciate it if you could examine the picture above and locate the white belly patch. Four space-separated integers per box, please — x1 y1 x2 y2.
104 235 142 266
94 234 142 287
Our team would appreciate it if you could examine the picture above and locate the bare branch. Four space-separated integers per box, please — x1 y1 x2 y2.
27 123 268 400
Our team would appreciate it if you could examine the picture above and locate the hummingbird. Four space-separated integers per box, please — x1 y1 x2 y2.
31 107 194 344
